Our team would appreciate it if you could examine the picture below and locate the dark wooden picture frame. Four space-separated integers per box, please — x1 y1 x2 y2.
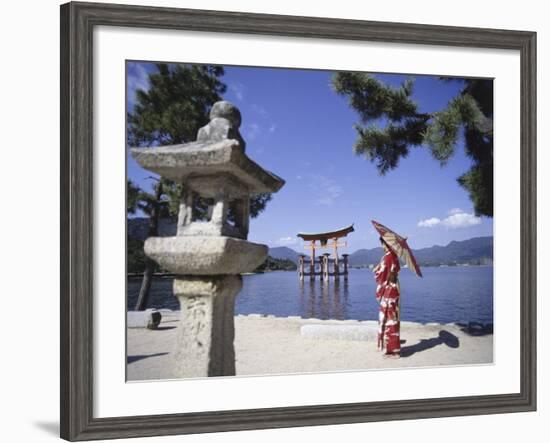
60 1 536 440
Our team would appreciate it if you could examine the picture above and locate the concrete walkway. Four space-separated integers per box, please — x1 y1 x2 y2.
127 311 493 381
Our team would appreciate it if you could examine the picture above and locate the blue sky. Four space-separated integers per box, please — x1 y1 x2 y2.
127 61 493 251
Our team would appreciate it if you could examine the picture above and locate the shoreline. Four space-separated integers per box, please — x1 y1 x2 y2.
127 264 495 278
127 312 493 381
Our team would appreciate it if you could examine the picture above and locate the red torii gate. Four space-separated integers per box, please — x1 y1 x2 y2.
297 224 354 281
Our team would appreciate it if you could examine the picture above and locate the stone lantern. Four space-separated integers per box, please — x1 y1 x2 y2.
131 101 285 378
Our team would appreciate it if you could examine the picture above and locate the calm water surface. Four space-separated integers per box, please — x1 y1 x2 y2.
127 266 493 324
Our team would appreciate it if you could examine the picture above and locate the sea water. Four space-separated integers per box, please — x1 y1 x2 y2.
127 266 493 324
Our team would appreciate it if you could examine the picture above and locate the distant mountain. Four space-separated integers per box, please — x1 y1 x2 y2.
413 236 493 266
348 248 384 266
128 218 492 267
268 246 301 264
349 236 493 267
256 256 297 272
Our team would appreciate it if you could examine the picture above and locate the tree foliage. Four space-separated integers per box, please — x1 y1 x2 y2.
128 64 226 146
255 256 297 272
127 178 172 218
127 63 272 220
331 73 493 217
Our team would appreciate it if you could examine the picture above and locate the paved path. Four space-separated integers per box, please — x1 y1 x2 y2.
127 312 493 381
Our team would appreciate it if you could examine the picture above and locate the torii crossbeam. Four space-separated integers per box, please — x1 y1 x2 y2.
297 224 354 281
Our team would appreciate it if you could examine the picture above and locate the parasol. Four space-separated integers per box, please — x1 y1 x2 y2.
371 220 422 278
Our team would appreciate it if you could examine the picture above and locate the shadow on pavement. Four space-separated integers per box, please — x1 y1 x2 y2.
456 322 494 336
400 330 460 358
127 352 169 364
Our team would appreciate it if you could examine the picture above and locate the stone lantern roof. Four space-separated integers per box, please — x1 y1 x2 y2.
130 100 285 196
131 139 284 196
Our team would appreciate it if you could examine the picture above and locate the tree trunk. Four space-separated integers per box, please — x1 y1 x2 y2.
134 181 163 311
135 257 155 311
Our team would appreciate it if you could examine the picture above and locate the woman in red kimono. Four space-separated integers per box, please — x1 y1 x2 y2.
373 237 401 357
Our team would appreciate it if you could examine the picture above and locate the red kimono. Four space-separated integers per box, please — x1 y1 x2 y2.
374 250 401 355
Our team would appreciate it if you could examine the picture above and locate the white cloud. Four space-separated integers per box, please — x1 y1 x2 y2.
418 217 441 228
442 212 482 229
229 82 245 101
274 236 298 246
418 209 482 229
251 103 268 116
249 105 276 135
243 122 261 140
307 174 343 206
448 208 463 215
318 185 343 206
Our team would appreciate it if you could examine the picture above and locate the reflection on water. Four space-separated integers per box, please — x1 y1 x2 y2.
127 266 493 323
299 279 349 320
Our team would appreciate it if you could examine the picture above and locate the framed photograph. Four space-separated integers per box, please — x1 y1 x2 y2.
60 1 536 440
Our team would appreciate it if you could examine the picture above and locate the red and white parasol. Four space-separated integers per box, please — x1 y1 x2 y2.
371 220 422 278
